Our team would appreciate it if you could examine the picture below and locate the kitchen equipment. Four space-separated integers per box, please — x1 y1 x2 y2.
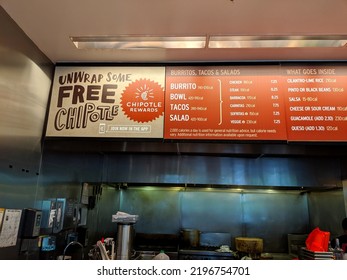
178 247 237 260
39 236 56 260
116 223 134 260
300 247 333 260
180 229 200 248
133 250 178 260
235 237 263 259
134 233 179 252
19 208 42 238
199 232 232 248
62 241 84 260
287 233 308 257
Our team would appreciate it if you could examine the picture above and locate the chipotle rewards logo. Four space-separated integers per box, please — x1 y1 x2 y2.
52 71 164 131
120 78 164 123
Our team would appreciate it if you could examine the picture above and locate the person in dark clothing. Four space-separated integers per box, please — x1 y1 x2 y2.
332 217 347 253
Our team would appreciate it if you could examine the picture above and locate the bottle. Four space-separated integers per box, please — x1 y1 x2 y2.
152 250 170 260
333 238 344 260
328 241 334 252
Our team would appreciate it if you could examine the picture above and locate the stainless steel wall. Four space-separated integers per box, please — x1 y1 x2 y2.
40 150 344 254
121 187 181 234
104 154 341 187
114 187 310 253
0 7 53 209
307 189 346 239
0 7 90 260
0 7 53 259
87 185 120 243
109 187 344 253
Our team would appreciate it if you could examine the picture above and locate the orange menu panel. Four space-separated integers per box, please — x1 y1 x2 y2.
282 65 347 141
164 66 287 140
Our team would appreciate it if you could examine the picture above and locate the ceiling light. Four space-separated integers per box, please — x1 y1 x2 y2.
70 36 206 49
208 35 347 48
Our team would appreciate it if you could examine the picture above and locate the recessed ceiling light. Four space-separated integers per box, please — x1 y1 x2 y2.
70 36 206 49
208 35 347 48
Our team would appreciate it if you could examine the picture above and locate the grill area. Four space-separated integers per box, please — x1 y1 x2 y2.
134 233 238 260
133 247 237 260
178 248 236 260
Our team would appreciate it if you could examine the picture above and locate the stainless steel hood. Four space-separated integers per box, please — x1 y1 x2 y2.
44 138 347 157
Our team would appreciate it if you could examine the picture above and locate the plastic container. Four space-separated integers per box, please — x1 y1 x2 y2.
305 227 330 252
152 250 170 260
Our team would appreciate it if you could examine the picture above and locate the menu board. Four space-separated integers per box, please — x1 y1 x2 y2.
282 65 347 141
46 66 165 138
46 65 347 142
164 66 287 140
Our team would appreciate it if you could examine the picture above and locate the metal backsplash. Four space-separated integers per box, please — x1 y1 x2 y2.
307 190 346 239
107 187 344 253
114 187 310 253
104 154 341 187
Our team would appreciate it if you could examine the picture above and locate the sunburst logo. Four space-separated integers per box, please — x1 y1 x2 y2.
121 79 164 123
135 84 154 101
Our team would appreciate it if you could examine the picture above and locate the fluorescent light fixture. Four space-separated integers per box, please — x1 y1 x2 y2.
208 35 347 48
71 36 206 49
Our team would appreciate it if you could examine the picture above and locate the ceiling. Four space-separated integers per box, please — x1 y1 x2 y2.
1 0 347 64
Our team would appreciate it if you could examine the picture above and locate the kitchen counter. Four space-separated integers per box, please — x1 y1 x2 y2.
133 251 178 260
133 249 294 260
270 253 295 260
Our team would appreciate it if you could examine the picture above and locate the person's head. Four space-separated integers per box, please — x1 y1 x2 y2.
342 218 347 232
